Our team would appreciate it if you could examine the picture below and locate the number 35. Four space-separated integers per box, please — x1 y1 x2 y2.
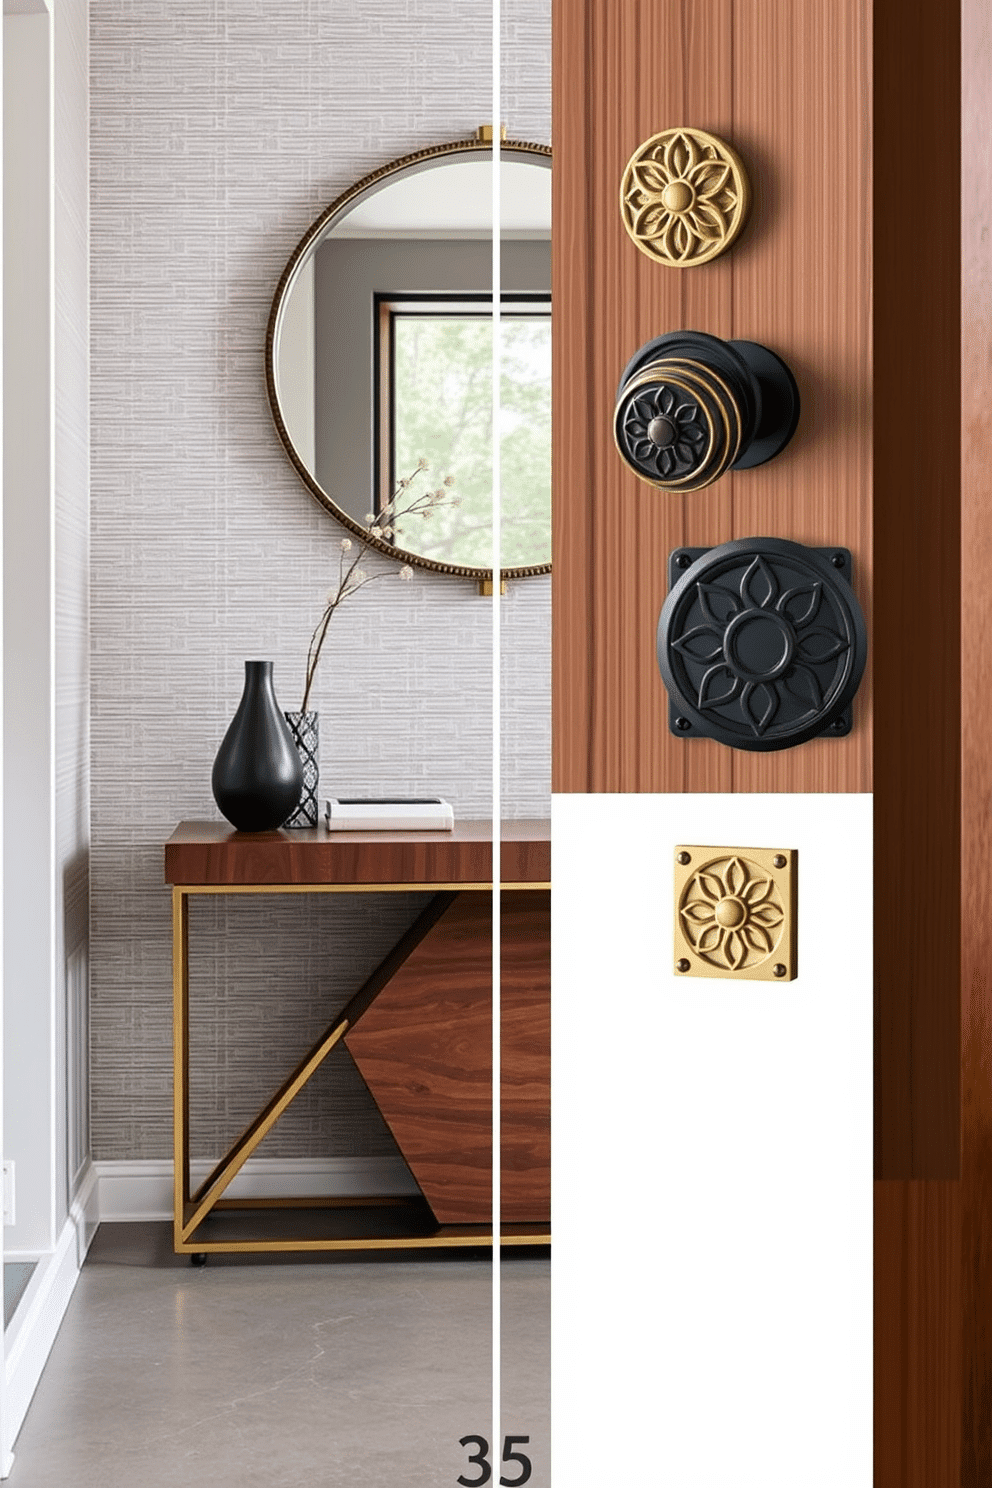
457 1434 533 1486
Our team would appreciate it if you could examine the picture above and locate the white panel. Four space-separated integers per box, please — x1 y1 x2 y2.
552 793 872 1488
3 7 55 1257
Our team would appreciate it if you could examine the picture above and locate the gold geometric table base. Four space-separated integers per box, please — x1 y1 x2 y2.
171 882 551 1258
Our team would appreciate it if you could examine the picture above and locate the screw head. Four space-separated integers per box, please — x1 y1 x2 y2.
831 552 846 568
676 851 691 865
676 959 691 973
773 964 787 978
675 552 692 569
675 716 692 732
832 716 848 731
772 854 787 868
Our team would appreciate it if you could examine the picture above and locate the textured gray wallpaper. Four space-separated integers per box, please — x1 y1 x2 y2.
90 1 551 1163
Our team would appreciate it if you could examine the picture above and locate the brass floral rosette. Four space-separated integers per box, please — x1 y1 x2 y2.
620 127 750 267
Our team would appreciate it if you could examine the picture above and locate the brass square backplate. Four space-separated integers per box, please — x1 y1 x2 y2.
673 845 797 982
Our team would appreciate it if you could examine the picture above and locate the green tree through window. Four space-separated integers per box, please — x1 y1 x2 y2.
388 303 551 570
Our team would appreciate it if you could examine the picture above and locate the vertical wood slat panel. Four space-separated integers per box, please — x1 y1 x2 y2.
961 0 992 1476
552 0 871 794
874 1182 961 1487
731 0 873 793
869 8 966 1477
873 0 960 1177
550 0 595 790
552 0 735 794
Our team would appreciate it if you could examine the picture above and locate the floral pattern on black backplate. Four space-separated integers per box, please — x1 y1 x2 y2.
668 554 851 739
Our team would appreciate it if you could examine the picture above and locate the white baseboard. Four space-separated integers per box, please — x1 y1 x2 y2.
3 1160 99 1473
94 1155 419 1223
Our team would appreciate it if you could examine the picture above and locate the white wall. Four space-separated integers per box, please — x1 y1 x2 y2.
552 794 873 1487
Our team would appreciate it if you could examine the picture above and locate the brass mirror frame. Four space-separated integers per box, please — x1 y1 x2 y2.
264 135 553 582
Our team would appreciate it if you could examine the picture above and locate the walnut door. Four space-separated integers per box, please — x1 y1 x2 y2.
553 1 981 1482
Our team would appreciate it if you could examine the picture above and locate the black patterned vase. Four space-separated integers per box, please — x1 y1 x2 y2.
283 711 319 828
211 661 304 831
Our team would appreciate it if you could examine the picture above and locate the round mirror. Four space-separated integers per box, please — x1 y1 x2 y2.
265 136 552 580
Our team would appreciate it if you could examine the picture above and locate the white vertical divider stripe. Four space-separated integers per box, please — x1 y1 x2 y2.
0 13 5 1476
491 0 503 1460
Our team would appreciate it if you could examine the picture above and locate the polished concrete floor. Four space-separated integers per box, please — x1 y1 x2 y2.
7 1224 549 1487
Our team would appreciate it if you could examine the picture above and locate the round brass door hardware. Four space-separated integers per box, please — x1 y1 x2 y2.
658 538 868 752
615 331 800 493
620 127 750 267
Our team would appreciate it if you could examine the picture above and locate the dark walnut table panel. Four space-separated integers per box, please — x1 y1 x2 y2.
165 819 550 887
344 890 551 1226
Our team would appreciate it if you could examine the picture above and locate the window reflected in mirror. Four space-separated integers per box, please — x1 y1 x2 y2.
378 294 551 570
266 142 552 579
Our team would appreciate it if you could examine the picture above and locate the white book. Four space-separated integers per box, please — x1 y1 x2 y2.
324 797 455 832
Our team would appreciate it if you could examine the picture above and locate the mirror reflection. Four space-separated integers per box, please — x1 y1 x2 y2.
267 142 552 578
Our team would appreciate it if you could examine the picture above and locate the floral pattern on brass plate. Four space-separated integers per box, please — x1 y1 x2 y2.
674 846 797 982
620 128 750 267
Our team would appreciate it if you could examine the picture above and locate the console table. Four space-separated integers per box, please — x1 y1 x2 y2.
165 820 550 1259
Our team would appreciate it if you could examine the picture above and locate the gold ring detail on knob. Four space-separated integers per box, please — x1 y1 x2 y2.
620 127 751 268
677 358 745 473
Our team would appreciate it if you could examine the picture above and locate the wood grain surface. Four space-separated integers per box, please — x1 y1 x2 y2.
960 0 992 1475
552 0 872 794
164 819 550 886
874 1182 961 1487
873 0 961 1179
500 891 551 1221
344 891 550 1225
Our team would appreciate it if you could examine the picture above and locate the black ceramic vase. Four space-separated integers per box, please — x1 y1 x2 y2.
211 661 304 831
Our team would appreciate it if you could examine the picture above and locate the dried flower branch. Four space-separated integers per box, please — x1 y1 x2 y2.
299 464 456 712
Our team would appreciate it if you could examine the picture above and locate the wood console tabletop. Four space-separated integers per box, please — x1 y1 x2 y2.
165 818 550 887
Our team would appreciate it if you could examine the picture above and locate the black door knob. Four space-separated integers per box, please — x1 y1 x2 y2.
614 330 800 492
658 538 867 751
